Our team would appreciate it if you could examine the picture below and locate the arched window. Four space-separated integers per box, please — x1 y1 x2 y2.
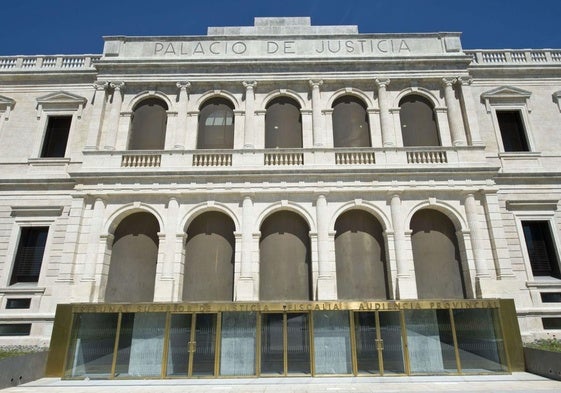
259 211 311 300
105 212 160 302
410 209 466 299
332 95 371 147
399 94 440 147
335 210 388 299
183 212 235 301
265 97 302 148
197 98 234 149
128 98 168 150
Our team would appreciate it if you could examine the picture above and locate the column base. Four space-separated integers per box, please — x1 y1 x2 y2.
153 277 176 302
236 277 256 301
395 275 417 299
316 276 337 300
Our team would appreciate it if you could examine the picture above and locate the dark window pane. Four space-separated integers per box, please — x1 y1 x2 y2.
540 293 561 303
332 96 371 147
0 324 31 336
497 110 529 152
522 221 561 278
197 98 234 149
10 227 49 284
542 317 561 330
265 97 302 148
41 116 71 157
399 95 440 147
6 298 31 309
129 98 168 150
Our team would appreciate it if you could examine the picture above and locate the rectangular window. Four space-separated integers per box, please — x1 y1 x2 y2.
40 116 72 158
10 227 49 285
497 110 529 152
0 324 31 336
522 221 561 279
6 298 31 309
541 293 561 303
542 318 561 330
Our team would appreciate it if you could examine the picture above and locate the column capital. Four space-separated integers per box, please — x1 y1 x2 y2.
93 81 109 91
458 76 473 86
110 81 125 91
441 77 457 87
375 78 391 88
309 79 324 89
242 80 257 90
176 81 191 90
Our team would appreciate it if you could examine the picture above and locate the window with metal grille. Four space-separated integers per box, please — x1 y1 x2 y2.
522 221 561 278
40 116 71 157
10 227 49 285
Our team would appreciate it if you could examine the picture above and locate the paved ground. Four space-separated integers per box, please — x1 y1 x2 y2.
3 373 561 393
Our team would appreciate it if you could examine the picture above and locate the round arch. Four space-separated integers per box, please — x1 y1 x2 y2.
394 87 441 109
327 88 374 109
181 202 241 234
255 202 316 233
197 90 240 110
127 90 173 112
259 89 307 111
405 199 467 232
104 203 165 235
330 201 392 232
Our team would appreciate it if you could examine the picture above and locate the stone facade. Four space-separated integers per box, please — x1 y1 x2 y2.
0 17 560 347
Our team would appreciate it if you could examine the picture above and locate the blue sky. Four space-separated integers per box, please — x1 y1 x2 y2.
3 0 561 55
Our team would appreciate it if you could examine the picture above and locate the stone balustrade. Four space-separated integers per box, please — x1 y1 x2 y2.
121 153 161 167
0 55 100 71
193 152 233 167
466 49 561 64
406 150 448 164
264 151 304 166
335 151 376 165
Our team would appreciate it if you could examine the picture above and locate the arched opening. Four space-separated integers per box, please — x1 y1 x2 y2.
410 209 466 299
128 98 168 150
335 210 389 299
399 94 440 147
332 95 371 147
265 97 302 148
183 211 235 301
197 98 234 149
105 212 160 302
259 211 311 300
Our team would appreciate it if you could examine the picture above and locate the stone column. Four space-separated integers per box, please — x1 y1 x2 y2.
83 197 106 281
309 80 324 147
185 111 199 150
442 78 467 146
175 82 190 149
57 198 85 283
237 196 255 300
316 194 336 299
104 82 125 150
390 193 417 299
458 77 483 146
464 193 489 279
243 81 257 148
85 81 108 150
375 78 395 147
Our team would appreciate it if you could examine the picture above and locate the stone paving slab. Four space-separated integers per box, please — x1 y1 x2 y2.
4 373 561 393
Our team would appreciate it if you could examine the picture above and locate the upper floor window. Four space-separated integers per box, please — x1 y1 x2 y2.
496 110 529 152
128 98 168 150
197 98 234 149
522 221 561 279
40 116 72 158
332 96 370 148
10 227 49 285
265 97 302 148
399 94 440 147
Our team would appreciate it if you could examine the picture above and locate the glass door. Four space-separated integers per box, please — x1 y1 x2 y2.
165 313 217 377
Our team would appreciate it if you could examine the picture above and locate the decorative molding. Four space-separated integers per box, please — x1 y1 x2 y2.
0 95 16 120
506 200 559 212
553 90 561 112
481 85 532 113
11 206 64 217
36 90 87 119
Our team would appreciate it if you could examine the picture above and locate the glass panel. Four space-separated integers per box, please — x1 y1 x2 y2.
378 312 405 374
287 313 310 375
354 312 380 374
191 314 217 376
166 314 191 376
404 310 457 373
115 313 166 377
260 313 284 375
453 309 507 372
65 313 118 378
220 312 257 376
313 311 352 374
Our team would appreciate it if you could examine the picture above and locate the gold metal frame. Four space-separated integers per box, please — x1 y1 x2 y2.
45 299 524 379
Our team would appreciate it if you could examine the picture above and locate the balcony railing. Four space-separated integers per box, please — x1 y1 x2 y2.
121 153 161 167
407 150 447 164
264 151 304 166
193 153 232 167
466 49 561 65
335 151 376 165
0 55 100 72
